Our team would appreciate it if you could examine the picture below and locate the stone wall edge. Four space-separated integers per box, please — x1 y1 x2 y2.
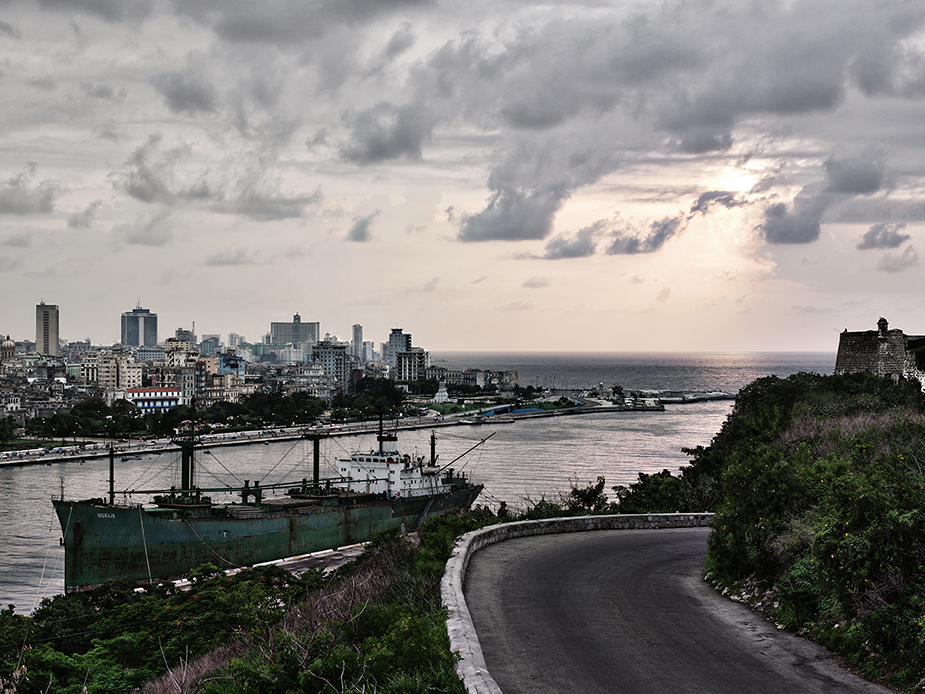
441 512 714 694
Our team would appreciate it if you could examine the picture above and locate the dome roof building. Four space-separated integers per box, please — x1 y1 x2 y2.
1 335 15 362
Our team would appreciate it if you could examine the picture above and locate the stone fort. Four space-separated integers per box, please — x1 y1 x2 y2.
834 317 925 389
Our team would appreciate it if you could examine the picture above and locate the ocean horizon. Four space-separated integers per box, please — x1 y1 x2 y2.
430 350 837 395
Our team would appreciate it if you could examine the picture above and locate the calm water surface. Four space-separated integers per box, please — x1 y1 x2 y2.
0 351 835 612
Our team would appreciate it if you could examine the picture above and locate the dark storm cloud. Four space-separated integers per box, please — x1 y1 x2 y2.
760 195 831 245
445 2 925 245
828 197 925 224
110 133 186 204
38 0 154 22
606 215 687 255
112 133 319 220
847 10 925 98
540 224 600 259
675 129 733 154
379 23 415 62
458 188 562 242
346 211 380 241
0 165 62 215
340 104 435 163
856 222 911 250
824 153 886 194
151 70 217 115
689 191 744 216
67 200 102 229
81 83 126 102
0 21 21 39
174 0 430 45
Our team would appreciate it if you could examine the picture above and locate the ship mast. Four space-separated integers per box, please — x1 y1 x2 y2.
179 437 195 493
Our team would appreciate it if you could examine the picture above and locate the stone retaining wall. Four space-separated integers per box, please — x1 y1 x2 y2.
441 513 714 694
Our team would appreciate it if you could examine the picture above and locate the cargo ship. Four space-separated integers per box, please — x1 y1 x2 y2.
52 427 484 592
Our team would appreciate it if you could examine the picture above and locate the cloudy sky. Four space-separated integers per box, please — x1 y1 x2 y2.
1 0 924 352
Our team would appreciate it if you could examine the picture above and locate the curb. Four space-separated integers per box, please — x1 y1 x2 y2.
441 513 714 694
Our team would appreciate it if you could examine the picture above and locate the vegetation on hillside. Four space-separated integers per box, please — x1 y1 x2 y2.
0 512 476 694
618 371 925 690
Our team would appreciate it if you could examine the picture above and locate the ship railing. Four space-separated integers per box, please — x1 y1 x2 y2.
127 476 351 496
108 499 145 509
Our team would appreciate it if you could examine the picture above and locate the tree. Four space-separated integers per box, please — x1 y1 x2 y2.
0 415 16 449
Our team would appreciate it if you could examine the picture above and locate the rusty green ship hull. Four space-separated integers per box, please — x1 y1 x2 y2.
53 483 482 592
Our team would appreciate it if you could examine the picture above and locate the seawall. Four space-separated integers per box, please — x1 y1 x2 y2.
441 513 714 694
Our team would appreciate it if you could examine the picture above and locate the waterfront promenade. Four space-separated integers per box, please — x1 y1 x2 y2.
0 390 731 469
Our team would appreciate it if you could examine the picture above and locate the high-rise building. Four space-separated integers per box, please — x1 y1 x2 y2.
36 302 59 356
199 334 221 355
351 324 363 360
311 340 348 394
387 328 412 372
121 305 158 347
270 313 319 345
175 327 196 343
362 341 376 362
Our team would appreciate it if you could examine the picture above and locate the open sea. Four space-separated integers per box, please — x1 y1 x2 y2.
0 351 835 613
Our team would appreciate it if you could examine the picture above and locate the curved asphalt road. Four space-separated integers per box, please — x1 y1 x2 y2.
464 527 893 694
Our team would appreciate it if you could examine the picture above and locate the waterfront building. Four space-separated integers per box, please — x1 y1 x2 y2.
394 347 428 382
387 328 412 373
35 302 59 357
122 387 182 413
121 305 158 347
270 313 319 346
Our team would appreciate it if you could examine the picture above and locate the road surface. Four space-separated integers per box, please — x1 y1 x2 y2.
464 527 892 694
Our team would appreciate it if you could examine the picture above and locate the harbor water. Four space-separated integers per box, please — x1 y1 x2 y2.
0 351 835 613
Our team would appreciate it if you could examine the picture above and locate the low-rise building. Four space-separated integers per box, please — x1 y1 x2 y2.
122 387 182 413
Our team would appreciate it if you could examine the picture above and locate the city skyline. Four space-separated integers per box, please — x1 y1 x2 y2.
1 1 924 352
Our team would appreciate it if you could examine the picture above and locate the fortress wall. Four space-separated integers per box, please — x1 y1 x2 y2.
834 319 925 389
834 330 880 373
